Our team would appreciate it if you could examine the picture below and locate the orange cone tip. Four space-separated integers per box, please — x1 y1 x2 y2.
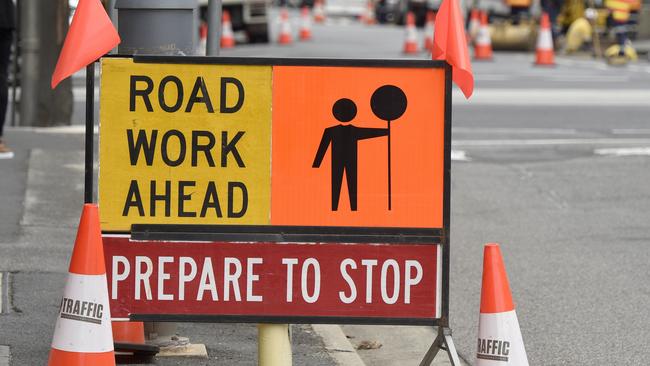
48 204 115 366
477 243 529 366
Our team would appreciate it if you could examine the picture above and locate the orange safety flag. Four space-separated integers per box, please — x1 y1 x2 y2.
51 0 120 89
432 0 474 99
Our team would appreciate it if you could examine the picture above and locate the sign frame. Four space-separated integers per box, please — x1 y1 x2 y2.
93 55 453 328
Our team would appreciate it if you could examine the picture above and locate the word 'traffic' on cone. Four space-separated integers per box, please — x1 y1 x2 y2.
423 10 435 51
313 0 326 23
474 11 493 60
476 243 529 366
403 12 419 54
221 10 235 48
278 8 293 45
535 12 555 66
468 8 481 44
48 204 115 366
299 6 313 41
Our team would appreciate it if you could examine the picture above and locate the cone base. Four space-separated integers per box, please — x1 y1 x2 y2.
403 43 419 54
535 51 555 66
49 348 115 366
221 38 235 48
300 31 312 41
278 35 293 44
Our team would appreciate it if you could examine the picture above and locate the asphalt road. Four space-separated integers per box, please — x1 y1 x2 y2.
2 9 650 365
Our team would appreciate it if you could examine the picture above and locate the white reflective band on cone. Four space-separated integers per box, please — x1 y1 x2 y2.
51 273 114 353
476 28 491 46
476 310 528 366
537 30 553 50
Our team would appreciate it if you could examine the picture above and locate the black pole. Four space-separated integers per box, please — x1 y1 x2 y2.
387 120 392 210
84 63 95 204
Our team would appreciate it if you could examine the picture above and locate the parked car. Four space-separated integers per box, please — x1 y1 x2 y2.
376 0 440 26
324 0 366 18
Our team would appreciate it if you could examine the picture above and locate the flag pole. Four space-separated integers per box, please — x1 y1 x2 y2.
84 62 95 204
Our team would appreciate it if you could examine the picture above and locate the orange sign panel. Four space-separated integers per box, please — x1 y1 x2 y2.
270 66 446 228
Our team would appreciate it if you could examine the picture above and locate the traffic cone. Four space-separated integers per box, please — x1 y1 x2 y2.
277 8 293 45
535 12 555 66
112 321 145 344
221 10 235 48
299 6 312 41
198 21 207 55
474 11 493 60
361 0 376 25
403 12 419 54
48 204 115 366
313 0 326 23
468 8 480 44
477 243 529 366
423 10 435 51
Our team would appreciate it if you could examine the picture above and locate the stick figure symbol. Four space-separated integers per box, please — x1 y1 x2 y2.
313 86 407 212
312 98 389 211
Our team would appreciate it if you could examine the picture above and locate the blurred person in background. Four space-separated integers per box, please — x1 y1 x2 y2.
0 0 15 158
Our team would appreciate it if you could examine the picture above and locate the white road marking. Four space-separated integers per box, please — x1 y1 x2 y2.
453 138 650 147
594 147 650 156
453 89 650 106
0 345 9 366
611 129 650 135
453 127 577 135
451 150 470 161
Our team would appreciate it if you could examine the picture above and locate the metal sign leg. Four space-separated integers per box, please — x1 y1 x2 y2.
419 327 461 366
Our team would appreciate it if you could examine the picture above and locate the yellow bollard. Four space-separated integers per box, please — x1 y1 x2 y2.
258 324 292 366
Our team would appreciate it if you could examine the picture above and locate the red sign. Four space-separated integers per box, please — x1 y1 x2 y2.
104 235 441 323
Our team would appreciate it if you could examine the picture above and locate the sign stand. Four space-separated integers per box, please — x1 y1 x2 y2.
92 56 461 365
419 327 461 366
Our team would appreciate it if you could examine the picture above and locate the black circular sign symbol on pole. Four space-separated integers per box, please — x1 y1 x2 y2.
370 85 407 211
370 85 407 122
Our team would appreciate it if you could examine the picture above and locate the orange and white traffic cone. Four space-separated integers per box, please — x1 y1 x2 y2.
468 8 480 44
313 0 326 23
535 12 555 66
198 21 208 55
221 10 235 48
361 0 376 25
474 11 493 60
277 8 293 45
476 243 529 366
403 12 419 54
299 6 312 41
423 10 435 51
48 204 115 366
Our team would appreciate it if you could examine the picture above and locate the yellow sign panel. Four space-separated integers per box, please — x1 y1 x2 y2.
99 58 272 231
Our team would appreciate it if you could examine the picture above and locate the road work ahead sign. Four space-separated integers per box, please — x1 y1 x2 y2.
99 57 448 232
99 57 451 325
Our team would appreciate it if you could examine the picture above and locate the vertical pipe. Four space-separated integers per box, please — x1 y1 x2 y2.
19 0 39 127
10 0 20 126
258 324 292 366
206 0 222 56
387 120 392 210
84 63 95 204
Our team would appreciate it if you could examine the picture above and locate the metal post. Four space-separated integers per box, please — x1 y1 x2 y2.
84 63 95 204
10 0 20 126
18 0 39 127
259 324 292 366
206 0 222 56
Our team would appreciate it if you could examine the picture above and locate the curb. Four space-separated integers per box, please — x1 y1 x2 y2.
311 324 365 366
